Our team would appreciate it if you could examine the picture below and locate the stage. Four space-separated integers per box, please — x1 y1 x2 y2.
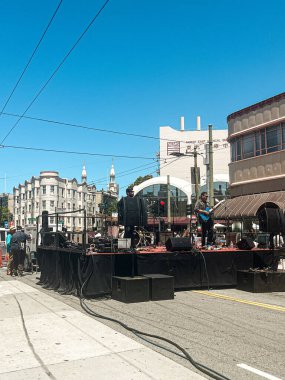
36 246 278 297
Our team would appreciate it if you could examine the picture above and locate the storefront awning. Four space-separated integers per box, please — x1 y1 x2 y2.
214 191 285 219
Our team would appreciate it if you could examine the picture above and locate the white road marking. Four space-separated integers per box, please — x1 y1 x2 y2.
237 363 282 380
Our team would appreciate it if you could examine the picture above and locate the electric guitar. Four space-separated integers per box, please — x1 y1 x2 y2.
198 200 225 222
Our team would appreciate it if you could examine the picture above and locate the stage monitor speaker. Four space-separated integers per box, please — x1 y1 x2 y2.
165 237 192 252
236 237 255 250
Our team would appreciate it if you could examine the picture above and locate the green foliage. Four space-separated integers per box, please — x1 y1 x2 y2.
128 174 153 189
0 206 10 226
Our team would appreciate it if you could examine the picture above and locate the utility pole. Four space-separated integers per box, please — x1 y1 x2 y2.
194 146 199 203
167 175 171 231
208 124 214 207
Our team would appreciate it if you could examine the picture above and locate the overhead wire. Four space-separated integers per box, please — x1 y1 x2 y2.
0 0 63 116
0 143 156 160
0 0 111 145
1 111 217 146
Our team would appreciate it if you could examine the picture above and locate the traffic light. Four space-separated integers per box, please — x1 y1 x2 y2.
159 200 165 216
186 204 192 215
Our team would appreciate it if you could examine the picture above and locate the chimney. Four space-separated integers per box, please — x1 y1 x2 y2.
180 116 185 131
196 116 201 131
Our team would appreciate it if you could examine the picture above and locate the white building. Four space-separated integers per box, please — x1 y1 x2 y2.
159 117 230 187
13 166 96 231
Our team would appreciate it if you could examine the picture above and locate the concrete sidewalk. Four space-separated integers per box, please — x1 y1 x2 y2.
0 277 206 380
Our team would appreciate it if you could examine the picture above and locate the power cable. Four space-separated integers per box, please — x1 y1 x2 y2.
0 0 111 145
0 143 155 160
79 273 231 380
0 0 63 116
1 111 206 145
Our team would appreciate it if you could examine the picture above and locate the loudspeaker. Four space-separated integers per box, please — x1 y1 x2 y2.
258 207 281 233
42 231 67 248
165 237 192 251
236 237 255 250
42 211 49 231
143 274 174 300
117 197 147 227
112 276 149 303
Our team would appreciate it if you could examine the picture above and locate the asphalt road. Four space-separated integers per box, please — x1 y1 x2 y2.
5 271 285 380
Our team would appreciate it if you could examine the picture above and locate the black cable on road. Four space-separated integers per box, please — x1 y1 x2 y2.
0 0 111 145
79 273 232 380
0 0 63 116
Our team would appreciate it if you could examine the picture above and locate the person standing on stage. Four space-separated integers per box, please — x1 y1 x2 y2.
123 188 135 241
194 192 214 248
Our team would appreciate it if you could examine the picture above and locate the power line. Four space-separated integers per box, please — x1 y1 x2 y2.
1 112 202 145
0 0 63 116
0 143 156 160
0 0 111 145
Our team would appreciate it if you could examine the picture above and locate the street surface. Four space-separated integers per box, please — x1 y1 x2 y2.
0 268 284 380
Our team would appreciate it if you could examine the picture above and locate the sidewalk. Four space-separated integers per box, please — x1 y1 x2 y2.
0 275 206 380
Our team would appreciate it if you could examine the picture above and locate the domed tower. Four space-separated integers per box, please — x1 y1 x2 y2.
81 164 87 183
108 161 119 196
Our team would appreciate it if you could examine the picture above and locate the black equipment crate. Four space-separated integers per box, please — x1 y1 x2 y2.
112 276 149 303
237 270 285 293
143 274 174 300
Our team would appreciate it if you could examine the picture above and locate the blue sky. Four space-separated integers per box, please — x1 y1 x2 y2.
1 0 285 195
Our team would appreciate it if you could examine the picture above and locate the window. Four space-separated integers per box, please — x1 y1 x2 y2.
242 133 255 159
260 130 266 154
61 188 65 197
67 217 70 223
42 200 46 209
36 202 39 209
42 185 46 195
36 188 39 196
29 191 31 199
67 189 71 197
73 203 76 211
231 140 236 162
50 185 55 194
236 139 241 160
68 203 71 210
50 200 54 208
50 217 54 224
73 190 76 198
28 204 31 212
266 125 281 153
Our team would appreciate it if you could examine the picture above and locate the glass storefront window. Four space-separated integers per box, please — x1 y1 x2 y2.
137 184 188 217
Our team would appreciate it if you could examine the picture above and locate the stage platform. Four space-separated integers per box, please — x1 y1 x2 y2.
36 246 278 297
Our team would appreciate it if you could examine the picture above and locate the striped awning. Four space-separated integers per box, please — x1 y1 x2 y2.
214 191 285 219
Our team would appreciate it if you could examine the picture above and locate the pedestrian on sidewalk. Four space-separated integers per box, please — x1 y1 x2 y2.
6 226 16 275
10 227 31 276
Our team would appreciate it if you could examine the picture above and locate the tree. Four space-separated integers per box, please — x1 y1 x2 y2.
128 174 153 189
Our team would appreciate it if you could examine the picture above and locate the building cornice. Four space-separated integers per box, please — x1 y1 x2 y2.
228 115 285 141
231 173 285 187
227 91 285 122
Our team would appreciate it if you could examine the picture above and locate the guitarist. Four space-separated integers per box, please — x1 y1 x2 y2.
194 192 214 248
